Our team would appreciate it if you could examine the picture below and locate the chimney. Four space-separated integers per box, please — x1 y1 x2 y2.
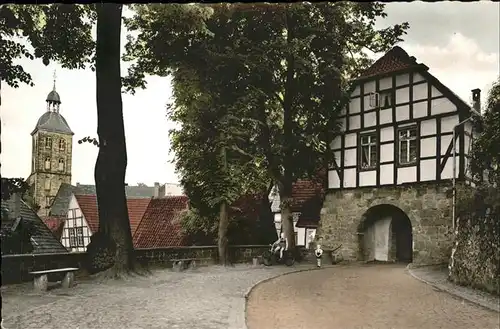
76 182 80 187
13 193 21 219
471 88 481 113
153 182 160 198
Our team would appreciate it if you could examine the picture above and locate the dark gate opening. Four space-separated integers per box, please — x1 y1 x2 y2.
358 204 413 263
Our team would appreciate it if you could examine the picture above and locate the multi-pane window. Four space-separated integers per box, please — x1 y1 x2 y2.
59 139 66 151
45 137 52 149
68 228 77 247
76 227 84 246
360 133 378 169
399 127 418 165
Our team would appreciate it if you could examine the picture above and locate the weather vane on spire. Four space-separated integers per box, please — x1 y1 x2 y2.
53 69 57 91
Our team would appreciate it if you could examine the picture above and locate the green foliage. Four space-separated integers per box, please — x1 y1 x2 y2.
1 177 29 201
0 4 95 88
470 78 500 188
122 3 408 248
123 3 408 189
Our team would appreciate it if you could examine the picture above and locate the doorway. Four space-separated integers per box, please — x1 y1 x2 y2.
358 204 413 263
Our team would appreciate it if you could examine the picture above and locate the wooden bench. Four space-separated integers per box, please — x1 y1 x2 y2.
29 267 79 292
170 258 213 271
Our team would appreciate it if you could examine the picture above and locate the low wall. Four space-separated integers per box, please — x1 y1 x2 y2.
449 213 500 295
1 245 271 285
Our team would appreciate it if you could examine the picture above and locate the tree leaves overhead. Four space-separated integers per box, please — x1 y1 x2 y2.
470 78 500 191
0 4 95 88
123 3 409 247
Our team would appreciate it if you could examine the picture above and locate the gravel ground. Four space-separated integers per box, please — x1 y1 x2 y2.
246 263 500 329
1 264 308 329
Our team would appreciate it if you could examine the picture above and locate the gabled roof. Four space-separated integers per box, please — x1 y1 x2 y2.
50 183 157 217
355 46 473 116
356 46 424 81
1 196 67 255
74 194 151 235
133 196 189 249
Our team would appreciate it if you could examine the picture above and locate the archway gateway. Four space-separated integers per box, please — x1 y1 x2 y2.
357 204 413 263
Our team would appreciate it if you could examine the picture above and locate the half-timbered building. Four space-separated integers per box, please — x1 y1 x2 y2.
316 46 480 265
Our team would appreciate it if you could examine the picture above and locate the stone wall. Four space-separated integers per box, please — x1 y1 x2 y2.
449 213 500 295
316 182 455 265
1 245 271 285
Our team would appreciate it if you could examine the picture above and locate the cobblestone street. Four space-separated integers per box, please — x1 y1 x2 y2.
246 263 500 329
1 264 303 329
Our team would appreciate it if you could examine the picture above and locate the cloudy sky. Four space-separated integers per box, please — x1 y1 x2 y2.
1 2 499 186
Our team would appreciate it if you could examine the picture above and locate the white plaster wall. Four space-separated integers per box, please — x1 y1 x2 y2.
344 149 357 166
359 170 376 187
420 119 436 136
328 170 340 189
420 159 437 181
431 97 456 115
395 73 409 86
344 168 357 188
397 166 417 184
380 126 393 142
61 194 93 252
420 137 437 157
412 101 427 118
395 105 410 121
413 83 428 101
345 133 357 147
380 164 394 185
349 115 361 130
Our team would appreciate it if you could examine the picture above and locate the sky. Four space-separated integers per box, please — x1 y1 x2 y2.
1 2 499 186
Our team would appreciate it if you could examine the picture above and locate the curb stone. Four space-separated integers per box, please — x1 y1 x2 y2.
243 265 335 329
406 264 500 313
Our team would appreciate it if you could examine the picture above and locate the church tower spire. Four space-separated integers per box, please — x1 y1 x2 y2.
28 72 73 217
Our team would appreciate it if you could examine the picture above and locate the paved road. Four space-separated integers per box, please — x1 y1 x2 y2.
2 265 304 329
246 264 500 329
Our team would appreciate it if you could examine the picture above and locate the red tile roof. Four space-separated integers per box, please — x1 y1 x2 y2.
74 194 151 235
41 216 66 240
132 196 189 249
357 46 422 80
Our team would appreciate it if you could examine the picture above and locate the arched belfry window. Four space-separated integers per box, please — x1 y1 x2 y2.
45 137 52 149
58 159 65 171
44 157 51 170
59 139 66 151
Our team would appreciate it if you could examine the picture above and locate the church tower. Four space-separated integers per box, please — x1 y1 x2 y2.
28 73 73 217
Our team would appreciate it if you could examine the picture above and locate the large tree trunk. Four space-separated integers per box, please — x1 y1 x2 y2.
217 141 230 266
218 201 230 265
87 3 135 277
281 7 297 251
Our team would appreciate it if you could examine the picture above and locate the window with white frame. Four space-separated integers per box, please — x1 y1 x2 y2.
68 228 77 247
76 227 84 246
360 133 378 169
398 127 417 165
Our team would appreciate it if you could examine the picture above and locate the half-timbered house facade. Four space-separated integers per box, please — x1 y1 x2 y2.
316 46 480 265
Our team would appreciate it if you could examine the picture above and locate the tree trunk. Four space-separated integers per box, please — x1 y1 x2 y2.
217 141 230 266
218 201 230 265
88 3 135 277
281 7 297 251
